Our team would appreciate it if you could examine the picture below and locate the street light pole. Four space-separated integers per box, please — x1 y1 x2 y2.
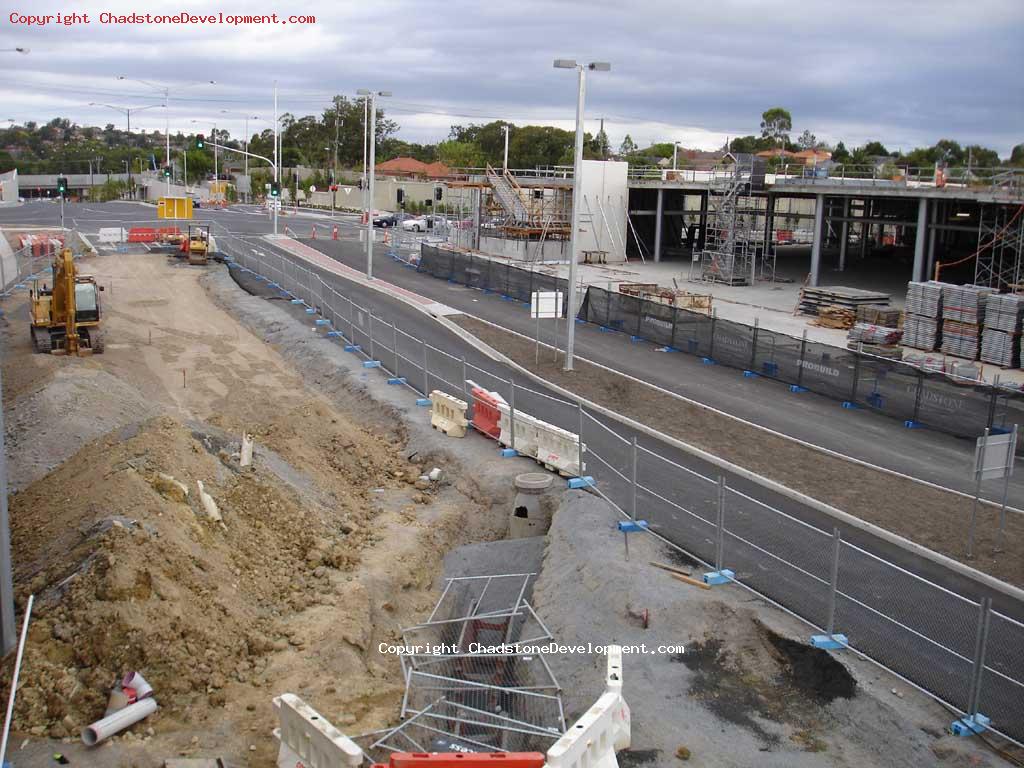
356 89 391 279
554 59 610 372
503 124 510 171
673 141 680 171
92 102 164 199
273 81 279 235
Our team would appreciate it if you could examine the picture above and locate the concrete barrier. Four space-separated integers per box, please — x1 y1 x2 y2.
272 693 363 767
429 390 468 438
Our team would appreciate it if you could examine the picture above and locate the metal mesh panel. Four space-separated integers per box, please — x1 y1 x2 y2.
980 611 1024 742
635 448 718 563
915 374 991 436
637 300 676 347
710 318 755 369
858 358 919 421
580 412 632 512
796 341 857 401
751 327 803 381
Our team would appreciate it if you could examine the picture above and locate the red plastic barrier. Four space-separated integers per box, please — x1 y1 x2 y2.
376 754 545 768
776 229 793 243
127 227 158 243
470 385 503 440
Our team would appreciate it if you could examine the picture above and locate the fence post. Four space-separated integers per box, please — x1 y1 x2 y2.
986 374 1000 430
912 371 924 425
509 381 517 452
577 403 585 478
393 323 400 377
631 436 638 521
461 357 468 402
715 477 726 571
749 317 759 370
348 296 356 343
966 597 992 720
709 308 717 360
368 312 375 361
422 338 429 396
850 344 862 403
826 528 841 635
669 306 679 351
797 329 807 388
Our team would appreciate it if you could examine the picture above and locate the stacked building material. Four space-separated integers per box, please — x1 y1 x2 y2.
848 323 902 345
941 284 994 359
798 285 890 316
813 304 856 329
856 304 903 328
902 281 946 351
981 293 1024 368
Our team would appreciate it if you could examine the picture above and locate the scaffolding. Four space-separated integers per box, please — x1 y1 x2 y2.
974 203 1024 291
697 157 772 285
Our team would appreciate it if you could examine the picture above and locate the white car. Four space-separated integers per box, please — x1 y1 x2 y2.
402 216 428 232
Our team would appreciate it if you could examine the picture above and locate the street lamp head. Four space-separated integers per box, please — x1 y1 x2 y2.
553 59 577 69
588 62 611 72
15 47 29 54
378 91 392 97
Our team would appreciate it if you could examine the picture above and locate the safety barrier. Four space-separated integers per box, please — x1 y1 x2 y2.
535 422 586 478
468 381 504 440
498 404 542 459
273 693 363 767
214 227 1024 748
429 390 468 437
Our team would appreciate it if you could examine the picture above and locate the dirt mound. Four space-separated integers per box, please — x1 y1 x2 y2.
4 366 160 491
4 412 409 739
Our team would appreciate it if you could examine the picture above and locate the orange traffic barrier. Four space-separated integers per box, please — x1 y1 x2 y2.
469 383 503 440
311 225 317 239
376 754 546 768
332 225 338 240
127 227 159 243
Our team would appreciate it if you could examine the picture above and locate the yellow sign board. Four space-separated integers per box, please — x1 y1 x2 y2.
157 196 194 219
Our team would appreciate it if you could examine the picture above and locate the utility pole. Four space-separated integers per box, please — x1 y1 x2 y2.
357 89 391 279
273 81 279 235
503 124 510 171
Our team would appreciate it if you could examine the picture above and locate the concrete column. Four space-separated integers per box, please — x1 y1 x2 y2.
926 199 938 281
653 188 664 263
912 197 928 283
838 197 850 271
698 192 708 250
809 194 825 286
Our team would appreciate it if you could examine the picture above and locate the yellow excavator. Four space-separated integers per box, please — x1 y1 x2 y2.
29 248 104 355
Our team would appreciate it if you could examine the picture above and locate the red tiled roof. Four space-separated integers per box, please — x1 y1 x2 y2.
375 157 451 177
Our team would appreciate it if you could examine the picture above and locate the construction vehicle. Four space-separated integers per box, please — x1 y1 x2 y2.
29 248 104 355
179 224 210 265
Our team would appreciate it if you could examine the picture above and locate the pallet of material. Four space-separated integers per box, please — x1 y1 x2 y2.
905 281 947 318
902 314 941 351
799 285 890 316
941 319 983 360
942 284 994 325
848 323 902 345
982 328 1021 368
985 294 1024 333
847 342 902 360
812 304 856 329
856 304 903 328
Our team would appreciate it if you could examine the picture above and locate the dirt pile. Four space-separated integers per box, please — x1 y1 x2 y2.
4 410 413 740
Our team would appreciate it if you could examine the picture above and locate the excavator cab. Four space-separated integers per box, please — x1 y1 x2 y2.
29 248 104 355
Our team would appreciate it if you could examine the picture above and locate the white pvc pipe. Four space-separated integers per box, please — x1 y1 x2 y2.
0 594 34 766
81 697 157 746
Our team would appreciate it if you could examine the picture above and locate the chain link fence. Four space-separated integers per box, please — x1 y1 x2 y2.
216 233 1024 747
580 286 1024 445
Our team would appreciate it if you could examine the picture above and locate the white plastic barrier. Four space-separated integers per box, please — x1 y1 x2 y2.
545 646 630 768
534 421 586 478
98 227 127 244
497 403 542 459
272 693 363 768
429 390 469 438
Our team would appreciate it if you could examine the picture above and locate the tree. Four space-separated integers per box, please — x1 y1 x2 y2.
594 127 610 160
436 140 485 168
964 145 1000 168
508 125 574 168
1010 144 1024 167
797 129 817 151
832 141 850 162
759 107 792 146
618 134 636 157
861 141 890 157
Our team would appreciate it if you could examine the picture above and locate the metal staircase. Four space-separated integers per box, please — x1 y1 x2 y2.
698 157 768 285
486 165 530 224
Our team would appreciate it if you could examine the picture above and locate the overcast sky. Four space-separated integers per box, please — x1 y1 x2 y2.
1 0 1021 156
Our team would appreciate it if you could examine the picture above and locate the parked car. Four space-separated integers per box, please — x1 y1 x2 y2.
401 216 427 232
373 212 398 228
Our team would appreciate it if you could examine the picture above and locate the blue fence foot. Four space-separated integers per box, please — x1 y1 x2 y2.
659 346 680 353
482 288 492 294
841 401 861 409
387 377 406 385
810 633 848 650
951 713 990 737
789 385 808 393
501 295 515 302
268 282 279 288
630 335 643 343
304 307 316 314
575 318 587 325
521 301 531 308
315 319 329 326
990 426 1011 435
702 357 716 365
416 398 431 407
326 331 342 338
344 344 361 352
904 420 923 429
703 569 734 585
762 362 779 376
599 326 614 333
290 298 304 305
500 448 518 457
743 370 760 378
363 360 381 368
866 393 883 408
568 476 595 489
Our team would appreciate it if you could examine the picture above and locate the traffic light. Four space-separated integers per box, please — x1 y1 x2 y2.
357 178 363 190
196 134 205 149
56 176 68 195
162 166 171 178
269 181 280 198
434 186 443 201
396 188 405 207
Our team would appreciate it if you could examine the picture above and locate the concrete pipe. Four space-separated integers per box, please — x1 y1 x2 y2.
81 697 158 746
509 472 554 538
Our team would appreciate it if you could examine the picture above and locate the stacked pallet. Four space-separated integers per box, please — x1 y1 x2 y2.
941 285 994 360
902 281 947 351
848 323 902 345
813 304 856 329
799 286 890 316
981 293 1024 368
856 304 902 328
